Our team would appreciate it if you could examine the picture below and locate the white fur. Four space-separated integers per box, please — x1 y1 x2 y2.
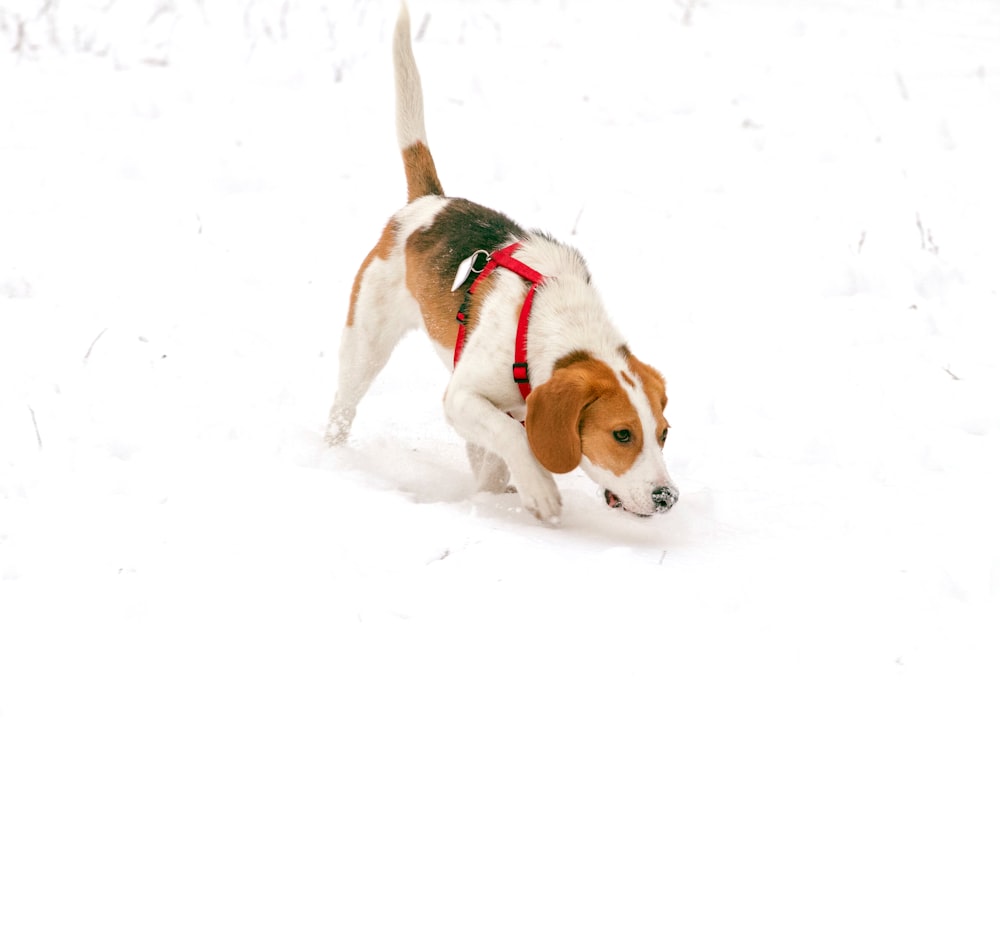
326 197 445 445
393 2 428 150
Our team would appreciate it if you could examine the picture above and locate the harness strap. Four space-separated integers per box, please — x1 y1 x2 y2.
453 242 545 400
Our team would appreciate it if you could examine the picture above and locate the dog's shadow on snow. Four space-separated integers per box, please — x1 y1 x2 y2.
309 431 697 549
312 433 475 505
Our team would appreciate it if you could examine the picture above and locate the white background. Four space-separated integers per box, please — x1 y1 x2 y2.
2 1 999 940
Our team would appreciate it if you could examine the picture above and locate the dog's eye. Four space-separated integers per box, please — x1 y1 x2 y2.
613 429 632 444
659 428 669 445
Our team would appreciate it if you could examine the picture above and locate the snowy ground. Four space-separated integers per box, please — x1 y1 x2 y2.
2 1 999 940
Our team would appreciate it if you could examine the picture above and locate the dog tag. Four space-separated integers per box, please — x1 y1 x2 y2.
450 249 489 292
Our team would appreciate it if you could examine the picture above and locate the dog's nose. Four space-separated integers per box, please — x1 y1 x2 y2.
652 484 679 512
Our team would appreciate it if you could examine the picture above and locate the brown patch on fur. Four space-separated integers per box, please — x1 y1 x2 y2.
405 198 527 350
347 220 397 327
402 141 444 202
526 355 644 476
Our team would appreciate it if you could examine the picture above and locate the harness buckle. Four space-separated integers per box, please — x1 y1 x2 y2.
512 362 530 384
450 249 492 292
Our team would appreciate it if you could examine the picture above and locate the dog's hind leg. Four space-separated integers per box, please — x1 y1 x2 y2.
466 442 512 494
326 226 415 446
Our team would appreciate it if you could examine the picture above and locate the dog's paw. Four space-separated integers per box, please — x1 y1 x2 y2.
516 473 562 524
324 408 354 447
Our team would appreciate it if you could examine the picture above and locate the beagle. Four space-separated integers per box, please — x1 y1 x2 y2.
326 3 679 523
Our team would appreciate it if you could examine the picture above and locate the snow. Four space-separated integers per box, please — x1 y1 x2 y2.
2 0 999 939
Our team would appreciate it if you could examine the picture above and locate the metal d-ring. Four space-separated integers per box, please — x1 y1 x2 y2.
469 249 491 273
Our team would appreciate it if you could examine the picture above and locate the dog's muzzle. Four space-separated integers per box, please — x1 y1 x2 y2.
605 484 679 516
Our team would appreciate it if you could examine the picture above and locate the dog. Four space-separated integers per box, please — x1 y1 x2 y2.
326 3 679 523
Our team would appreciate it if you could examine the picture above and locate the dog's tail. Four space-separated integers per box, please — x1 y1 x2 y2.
394 3 444 202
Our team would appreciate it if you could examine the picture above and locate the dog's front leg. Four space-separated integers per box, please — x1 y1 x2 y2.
445 387 561 523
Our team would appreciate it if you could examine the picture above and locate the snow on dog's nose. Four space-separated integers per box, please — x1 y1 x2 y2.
652 483 679 512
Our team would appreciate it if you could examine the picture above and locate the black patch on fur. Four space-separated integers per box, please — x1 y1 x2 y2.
410 198 527 290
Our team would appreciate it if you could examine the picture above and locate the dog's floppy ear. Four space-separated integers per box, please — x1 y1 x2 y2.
525 359 600 474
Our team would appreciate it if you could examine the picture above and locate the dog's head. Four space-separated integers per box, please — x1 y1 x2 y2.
525 350 679 517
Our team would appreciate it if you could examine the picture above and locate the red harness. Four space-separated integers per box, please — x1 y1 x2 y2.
453 242 545 400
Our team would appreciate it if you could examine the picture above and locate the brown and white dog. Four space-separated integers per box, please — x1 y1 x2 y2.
326 3 678 523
